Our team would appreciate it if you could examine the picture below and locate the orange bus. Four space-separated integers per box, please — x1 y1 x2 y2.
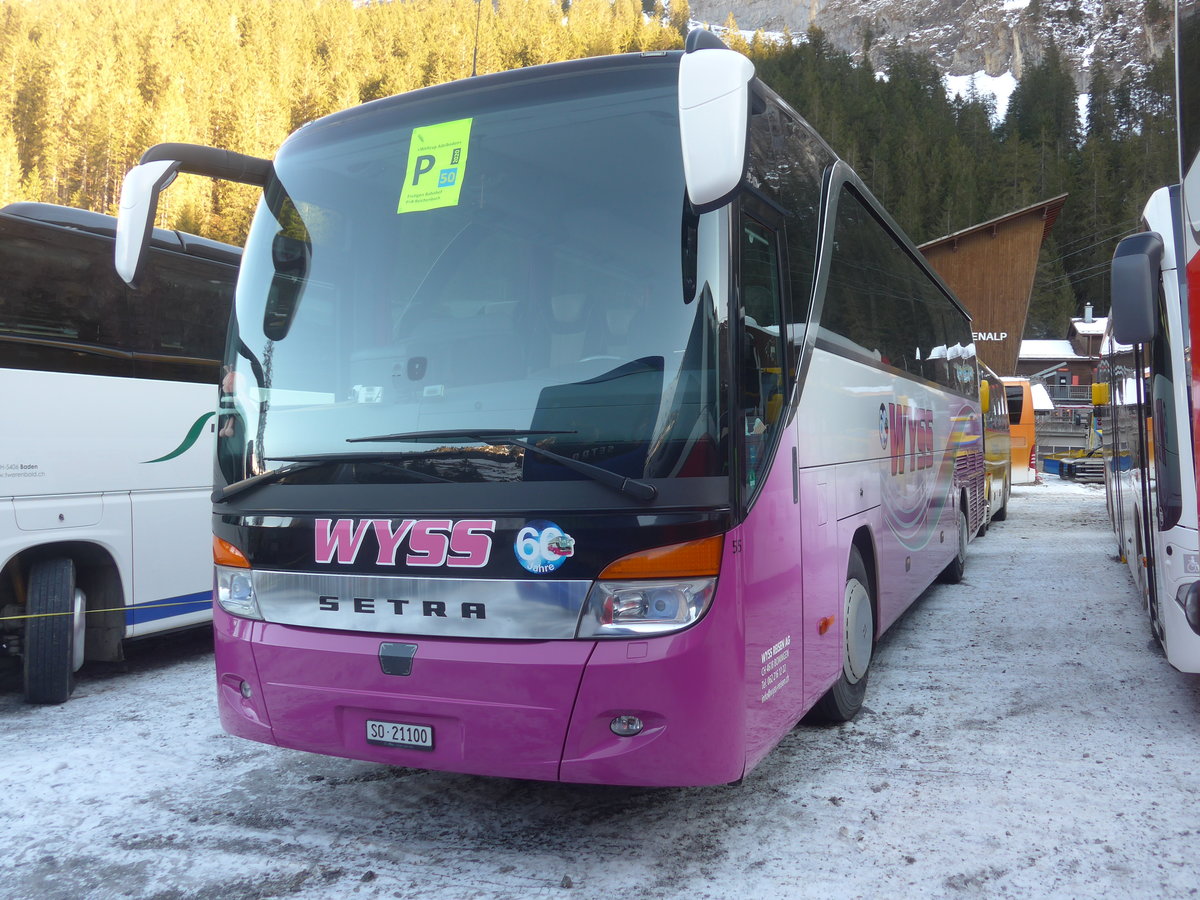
1002 376 1037 484
980 365 1012 528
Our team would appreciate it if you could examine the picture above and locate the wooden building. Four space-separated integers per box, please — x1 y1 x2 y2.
919 194 1068 375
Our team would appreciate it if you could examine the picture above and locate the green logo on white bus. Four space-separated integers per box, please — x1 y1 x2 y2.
142 412 214 464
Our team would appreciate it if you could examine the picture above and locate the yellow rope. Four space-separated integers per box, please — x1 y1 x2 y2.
0 598 212 623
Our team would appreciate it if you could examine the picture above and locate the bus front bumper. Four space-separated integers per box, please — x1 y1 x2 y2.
213 604 746 786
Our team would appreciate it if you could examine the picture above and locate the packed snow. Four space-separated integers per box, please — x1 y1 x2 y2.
1 479 1197 899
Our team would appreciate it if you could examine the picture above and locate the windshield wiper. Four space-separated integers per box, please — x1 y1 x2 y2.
348 429 658 502
213 460 326 503
212 452 452 503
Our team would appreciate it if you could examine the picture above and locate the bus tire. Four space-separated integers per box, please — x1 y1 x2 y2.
937 506 968 584
807 547 873 723
23 558 79 705
992 478 1009 522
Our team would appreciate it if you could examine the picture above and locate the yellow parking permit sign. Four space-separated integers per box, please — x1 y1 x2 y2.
397 118 473 214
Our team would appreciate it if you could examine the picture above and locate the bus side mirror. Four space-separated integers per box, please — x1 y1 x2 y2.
979 380 990 412
678 48 754 211
1110 232 1164 345
114 159 182 286
263 231 311 340
115 143 271 287
1092 382 1110 407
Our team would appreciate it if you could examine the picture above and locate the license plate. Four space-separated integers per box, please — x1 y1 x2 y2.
366 719 434 750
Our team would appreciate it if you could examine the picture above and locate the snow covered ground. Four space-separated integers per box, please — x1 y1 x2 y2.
2 480 1197 899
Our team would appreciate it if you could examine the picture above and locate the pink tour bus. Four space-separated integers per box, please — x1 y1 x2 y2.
114 32 983 786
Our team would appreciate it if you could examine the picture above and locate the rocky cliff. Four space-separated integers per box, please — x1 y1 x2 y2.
689 0 1173 88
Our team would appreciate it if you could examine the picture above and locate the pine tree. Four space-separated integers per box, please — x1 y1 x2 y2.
669 0 691 40
1026 236 1079 337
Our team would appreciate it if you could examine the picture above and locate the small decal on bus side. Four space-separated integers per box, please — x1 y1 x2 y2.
315 518 495 568
514 521 575 574
141 411 216 463
759 634 791 703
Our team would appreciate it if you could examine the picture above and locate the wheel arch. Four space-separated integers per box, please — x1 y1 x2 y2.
1 541 128 662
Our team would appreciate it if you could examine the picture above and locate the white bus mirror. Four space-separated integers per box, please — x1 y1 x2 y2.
1110 231 1164 345
678 47 754 211
115 159 182 286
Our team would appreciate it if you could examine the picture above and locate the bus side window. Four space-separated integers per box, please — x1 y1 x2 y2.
132 250 232 382
739 212 785 492
0 227 133 378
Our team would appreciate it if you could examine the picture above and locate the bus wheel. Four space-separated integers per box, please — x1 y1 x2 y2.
992 478 1009 522
23 558 81 705
808 547 873 723
937 506 968 584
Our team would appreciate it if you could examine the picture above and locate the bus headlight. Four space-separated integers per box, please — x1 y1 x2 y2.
215 565 262 620
576 578 717 637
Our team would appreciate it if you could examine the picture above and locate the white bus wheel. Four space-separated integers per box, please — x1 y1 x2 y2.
23 558 79 705
806 547 873 724
938 506 968 584
992 478 1009 522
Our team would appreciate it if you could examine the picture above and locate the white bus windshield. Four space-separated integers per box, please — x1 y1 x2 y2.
219 60 763 495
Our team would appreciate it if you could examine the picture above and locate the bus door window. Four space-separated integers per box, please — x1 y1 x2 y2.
745 96 832 385
1149 258 1183 530
738 210 786 493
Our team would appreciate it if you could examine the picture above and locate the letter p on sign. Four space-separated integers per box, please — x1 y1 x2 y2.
411 154 436 185
398 118 474 214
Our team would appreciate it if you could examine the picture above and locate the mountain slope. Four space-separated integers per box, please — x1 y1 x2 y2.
689 0 1173 88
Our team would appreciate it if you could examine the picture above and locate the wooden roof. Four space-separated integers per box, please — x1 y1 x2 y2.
919 194 1068 375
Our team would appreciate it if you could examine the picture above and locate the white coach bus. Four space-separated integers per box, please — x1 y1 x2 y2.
0 202 239 702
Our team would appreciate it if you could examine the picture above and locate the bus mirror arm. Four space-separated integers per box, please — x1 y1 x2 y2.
139 143 272 187
115 143 273 287
1110 231 1165 345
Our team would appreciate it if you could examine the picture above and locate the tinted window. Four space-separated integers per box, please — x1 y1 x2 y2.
0 221 130 353
746 95 833 378
133 248 232 364
739 212 786 493
0 215 236 382
1005 384 1024 424
820 186 974 394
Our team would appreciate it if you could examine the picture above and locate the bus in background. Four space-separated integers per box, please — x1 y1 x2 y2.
1106 186 1200 672
1002 376 1037 484
979 364 1011 530
0 202 240 703
115 33 983 786
1099 0 1200 673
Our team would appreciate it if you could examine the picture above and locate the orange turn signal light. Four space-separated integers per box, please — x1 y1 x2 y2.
598 534 724 580
213 536 251 568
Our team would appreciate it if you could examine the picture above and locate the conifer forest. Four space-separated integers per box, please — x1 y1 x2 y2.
0 0 1179 337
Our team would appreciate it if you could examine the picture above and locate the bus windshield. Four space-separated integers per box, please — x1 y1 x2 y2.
219 60 745 496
